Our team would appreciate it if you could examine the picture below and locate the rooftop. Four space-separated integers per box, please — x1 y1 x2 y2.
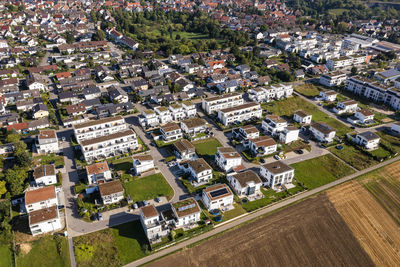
74 116 124 129
80 129 135 147
25 186 56 205
263 161 293 175
141 204 158 218
188 158 212 173
33 165 55 179
172 198 201 218
38 130 57 140
232 170 262 187
29 206 58 225
98 180 124 196
86 162 109 175
204 183 233 201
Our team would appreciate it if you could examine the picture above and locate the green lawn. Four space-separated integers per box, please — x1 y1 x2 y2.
376 131 400 153
328 144 379 170
33 154 65 167
241 188 289 212
328 8 348 15
111 220 149 265
192 138 222 156
263 96 351 137
172 31 209 40
291 154 355 189
203 203 246 224
123 173 174 202
17 236 70 267
0 245 12 267
180 171 226 194
111 157 133 174
294 84 321 97
368 146 391 159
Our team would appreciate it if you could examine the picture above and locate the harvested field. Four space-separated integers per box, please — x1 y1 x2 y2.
327 181 400 267
148 194 374 267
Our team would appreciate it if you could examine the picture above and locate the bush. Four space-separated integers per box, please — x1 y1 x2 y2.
75 243 95 261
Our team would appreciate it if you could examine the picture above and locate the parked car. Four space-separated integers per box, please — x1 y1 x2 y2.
133 203 138 209
97 213 103 221
295 149 304 154
137 201 144 208
143 200 148 206
155 197 161 203
260 158 265 163
274 155 281 160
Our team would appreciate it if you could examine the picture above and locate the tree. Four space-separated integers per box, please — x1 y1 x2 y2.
0 181 7 196
350 66 358 76
5 168 25 196
6 131 21 144
92 29 106 41
65 32 75 44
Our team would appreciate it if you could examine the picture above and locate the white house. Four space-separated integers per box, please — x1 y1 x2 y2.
218 102 262 126
279 126 300 144
293 110 312 124
215 147 242 173
169 104 185 121
227 170 262 197
202 184 234 211
173 139 197 160
25 186 58 213
29 206 61 236
310 122 336 143
132 155 154 175
260 161 295 190
201 93 244 114
140 110 159 128
180 117 207 137
232 125 259 140
171 198 201 228
33 165 57 186
261 115 287 136
246 136 277 156
391 122 400 134
36 130 59 154
184 158 213 185
160 122 182 142
154 106 173 125
139 205 169 242
98 180 124 205
319 72 347 87
86 162 112 184
333 100 358 114
319 90 337 102
73 116 127 143
353 131 380 150
354 109 374 124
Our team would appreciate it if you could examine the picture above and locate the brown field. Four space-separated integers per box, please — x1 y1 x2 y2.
148 194 374 267
327 181 400 267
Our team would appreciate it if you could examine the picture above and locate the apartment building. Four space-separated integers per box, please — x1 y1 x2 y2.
140 110 159 128
180 117 207 136
248 84 293 102
80 129 138 161
140 205 170 242
201 93 244 114
326 54 368 70
279 126 299 144
36 130 59 154
33 165 57 186
173 139 197 160
73 116 127 142
232 125 259 140
132 155 154 175
171 198 201 228
261 115 287 136
154 106 173 124
319 72 347 87
218 102 262 126
160 122 182 142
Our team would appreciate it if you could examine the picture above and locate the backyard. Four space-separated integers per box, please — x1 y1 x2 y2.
123 173 174 202
376 131 400 153
291 154 355 189
328 144 379 170
192 138 222 156
33 154 65 168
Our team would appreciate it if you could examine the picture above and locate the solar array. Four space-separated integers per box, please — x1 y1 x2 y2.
210 188 229 198
177 203 196 212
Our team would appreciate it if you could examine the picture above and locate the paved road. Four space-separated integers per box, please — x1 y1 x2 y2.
127 155 400 267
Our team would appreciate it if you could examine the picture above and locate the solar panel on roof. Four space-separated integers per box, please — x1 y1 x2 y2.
177 203 196 212
210 188 228 198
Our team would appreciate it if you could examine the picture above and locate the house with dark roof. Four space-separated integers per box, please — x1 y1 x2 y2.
98 180 124 205
228 170 262 197
260 161 295 189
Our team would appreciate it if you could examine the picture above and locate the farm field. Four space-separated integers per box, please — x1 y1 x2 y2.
328 144 379 170
148 194 374 267
327 181 400 266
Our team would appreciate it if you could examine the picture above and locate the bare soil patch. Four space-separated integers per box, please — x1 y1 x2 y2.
19 243 32 254
327 181 400 267
148 194 374 267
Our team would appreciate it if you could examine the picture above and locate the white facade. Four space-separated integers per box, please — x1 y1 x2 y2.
36 130 59 154
391 122 400 134
319 72 347 87
29 207 62 236
293 111 312 124
319 90 337 102
155 106 173 124
171 198 201 227
186 158 213 184
99 180 124 205
261 115 287 136
260 162 294 189
354 109 374 124
310 122 336 143
201 93 244 114
202 184 234 211
33 165 57 186
247 136 277 156
25 186 58 213
248 84 293 103
140 110 159 127
73 116 127 142
227 170 262 197
279 127 300 144
215 147 242 173
333 100 358 114
86 162 112 184
132 155 154 175
218 102 262 126
353 132 380 150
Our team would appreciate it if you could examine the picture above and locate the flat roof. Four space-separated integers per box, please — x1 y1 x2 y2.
38 130 57 139
172 198 201 218
33 165 56 179
203 183 233 201
140 204 158 218
74 116 124 129
232 170 262 187
80 129 135 146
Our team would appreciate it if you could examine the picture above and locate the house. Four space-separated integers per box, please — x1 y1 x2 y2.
232 125 259 140
160 122 182 142
354 109 374 124
185 158 213 185
215 147 242 173
261 115 287 136
26 73 48 91
98 180 124 205
333 100 358 114
246 136 277 156
391 122 400 134
36 130 59 154
109 87 129 103
139 205 169 242
83 86 101 100
293 110 312 124
260 161 295 190
279 126 300 144
29 206 61 236
319 72 347 87
86 162 112 184
310 122 336 143
140 110 159 128
353 131 380 150
180 117 207 136
25 186 57 213
227 170 262 197
33 165 57 186
218 102 262 126
319 90 337 102
32 103 49 119
66 103 86 116
173 139 196 160
132 155 154 175
202 184 233 211
171 198 201 227
154 107 172 124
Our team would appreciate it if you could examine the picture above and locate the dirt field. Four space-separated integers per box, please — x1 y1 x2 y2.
148 194 374 267
327 181 400 267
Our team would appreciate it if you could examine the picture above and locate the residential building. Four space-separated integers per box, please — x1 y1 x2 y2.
215 147 242 173
132 155 154 175
391 122 400 134
261 115 287 136
86 162 112 184
182 101 197 118
32 104 49 119
202 184 234 211
310 122 336 143
33 165 57 186
232 125 259 140
293 110 312 124
80 129 138 161
36 130 59 154
73 116 127 143
185 158 213 185
218 102 262 126
279 126 300 144
180 117 207 136
171 198 201 227
201 93 243 114
227 170 262 197
154 106 172 124
319 90 337 102
248 84 293 102
319 72 347 87
246 136 277 156
353 131 380 150
160 122 182 142
140 110 159 128
333 100 358 114
29 206 61 236
139 205 169 242
326 55 368 70
169 103 185 121
354 109 374 124
260 161 295 190
98 180 124 205
25 186 57 213
173 139 196 160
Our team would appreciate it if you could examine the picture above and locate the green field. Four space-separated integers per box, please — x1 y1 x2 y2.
328 144 379 170
294 84 321 97
172 31 209 40
193 138 223 156
263 96 351 137
17 236 70 267
291 154 355 189
111 157 133 174
0 245 13 267
123 173 174 202
376 131 400 153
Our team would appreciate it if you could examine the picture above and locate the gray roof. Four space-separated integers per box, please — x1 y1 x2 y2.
358 131 380 141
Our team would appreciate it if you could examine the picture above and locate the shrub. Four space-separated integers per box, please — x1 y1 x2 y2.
75 243 95 261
